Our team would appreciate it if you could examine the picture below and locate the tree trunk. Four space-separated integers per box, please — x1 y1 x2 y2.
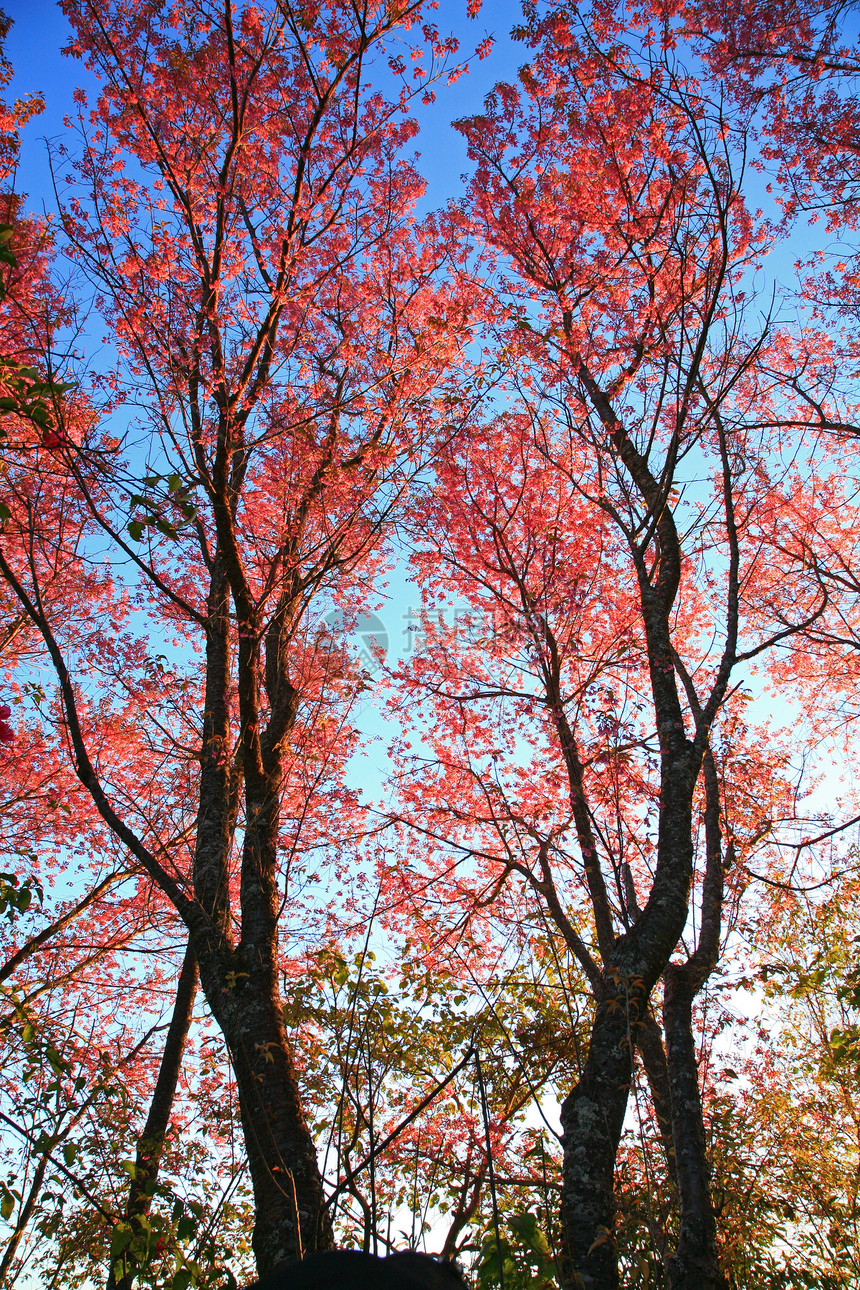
188 552 333 1274
558 764 700 1290
663 748 728 1290
663 966 726 1290
637 1007 679 1193
201 952 333 1271
108 938 199 1290
559 978 644 1290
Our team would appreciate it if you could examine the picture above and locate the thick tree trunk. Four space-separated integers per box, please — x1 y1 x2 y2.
108 939 199 1290
189 552 332 1275
202 952 333 1271
559 987 637 1290
558 773 699 1290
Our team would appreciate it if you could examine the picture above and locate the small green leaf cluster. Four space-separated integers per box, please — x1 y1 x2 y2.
475 1211 558 1290
0 870 42 921
108 1190 227 1290
127 474 197 542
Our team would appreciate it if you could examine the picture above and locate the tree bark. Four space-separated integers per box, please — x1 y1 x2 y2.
663 968 725 1290
559 986 639 1290
663 748 728 1290
558 757 701 1289
199 934 333 1270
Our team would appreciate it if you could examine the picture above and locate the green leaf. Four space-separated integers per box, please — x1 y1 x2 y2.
0 1190 14 1221
128 520 145 542
109 1224 133 1261
46 1045 65 1075
62 1142 77 1166
177 1214 195 1240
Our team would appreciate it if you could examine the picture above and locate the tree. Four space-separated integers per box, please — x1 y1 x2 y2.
0 7 76 454
0 0 475 1274
714 860 860 1288
383 4 824 1284
4 2 860 1286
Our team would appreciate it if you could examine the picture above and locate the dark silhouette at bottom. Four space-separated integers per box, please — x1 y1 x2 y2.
246 1250 468 1290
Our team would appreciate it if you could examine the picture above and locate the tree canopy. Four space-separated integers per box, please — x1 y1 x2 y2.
0 1 858 1288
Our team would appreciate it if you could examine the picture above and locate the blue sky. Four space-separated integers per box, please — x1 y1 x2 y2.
4 0 525 216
